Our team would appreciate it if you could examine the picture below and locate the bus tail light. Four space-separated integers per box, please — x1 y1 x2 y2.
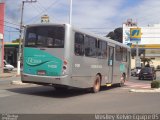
62 60 68 75
64 60 67 65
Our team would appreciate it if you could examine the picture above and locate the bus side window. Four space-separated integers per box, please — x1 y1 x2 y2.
115 45 122 61
97 40 107 59
74 33 84 56
122 48 127 62
84 36 97 57
108 46 114 66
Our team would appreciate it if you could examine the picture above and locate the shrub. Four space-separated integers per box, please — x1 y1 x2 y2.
151 80 160 88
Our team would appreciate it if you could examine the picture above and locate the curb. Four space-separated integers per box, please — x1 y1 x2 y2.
0 75 13 78
16 75 21 77
130 88 160 93
11 81 29 85
0 74 20 78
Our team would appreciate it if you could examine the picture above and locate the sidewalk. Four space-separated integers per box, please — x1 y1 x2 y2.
0 69 19 78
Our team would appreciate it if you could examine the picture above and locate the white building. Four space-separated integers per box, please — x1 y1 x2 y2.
41 15 49 23
123 19 160 68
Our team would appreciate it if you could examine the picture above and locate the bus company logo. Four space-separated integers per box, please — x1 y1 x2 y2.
130 28 141 41
26 57 42 65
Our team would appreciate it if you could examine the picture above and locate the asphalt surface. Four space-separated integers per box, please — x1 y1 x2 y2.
0 85 160 114
0 75 160 114
0 71 160 115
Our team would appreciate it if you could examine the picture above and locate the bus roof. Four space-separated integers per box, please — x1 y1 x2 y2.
25 23 130 50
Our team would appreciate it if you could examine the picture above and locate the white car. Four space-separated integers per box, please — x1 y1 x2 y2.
3 60 14 71
131 67 141 77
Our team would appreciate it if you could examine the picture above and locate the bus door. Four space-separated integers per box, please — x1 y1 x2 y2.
108 46 114 83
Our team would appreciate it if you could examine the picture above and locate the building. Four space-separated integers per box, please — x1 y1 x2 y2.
4 42 19 67
0 1 5 73
41 14 49 23
123 19 160 68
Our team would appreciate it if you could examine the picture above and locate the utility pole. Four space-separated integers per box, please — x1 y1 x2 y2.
17 0 37 75
69 0 72 25
135 41 141 68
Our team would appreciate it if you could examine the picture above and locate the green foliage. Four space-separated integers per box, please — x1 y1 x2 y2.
151 80 160 88
12 39 19 43
106 27 122 43
12 39 20 43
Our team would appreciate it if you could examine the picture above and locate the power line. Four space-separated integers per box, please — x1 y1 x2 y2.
25 0 59 24
30 4 43 14
4 21 20 27
0 19 19 26
36 2 48 12
29 4 55 23
5 30 19 32
0 24 19 30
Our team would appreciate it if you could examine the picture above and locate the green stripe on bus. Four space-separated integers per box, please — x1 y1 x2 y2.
23 47 63 76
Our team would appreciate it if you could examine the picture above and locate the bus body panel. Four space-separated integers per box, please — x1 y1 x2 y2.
23 47 64 76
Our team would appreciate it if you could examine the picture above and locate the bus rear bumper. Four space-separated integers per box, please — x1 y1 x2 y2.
21 73 92 88
22 73 69 85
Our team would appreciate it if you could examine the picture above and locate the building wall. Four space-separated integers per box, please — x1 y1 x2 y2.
123 23 160 45
0 2 5 73
4 43 19 67
131 57 160 69
123 23 160 68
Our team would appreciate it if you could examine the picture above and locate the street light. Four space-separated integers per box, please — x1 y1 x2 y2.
17 0 37 75
69 0 72 25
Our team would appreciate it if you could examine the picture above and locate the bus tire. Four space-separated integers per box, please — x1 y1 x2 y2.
92 74 101 93
119 73 126 87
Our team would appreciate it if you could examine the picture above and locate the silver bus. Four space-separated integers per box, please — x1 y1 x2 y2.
22 23 131 93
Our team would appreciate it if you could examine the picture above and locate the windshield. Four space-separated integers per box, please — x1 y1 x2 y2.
25 26 65 48
141 67 152 73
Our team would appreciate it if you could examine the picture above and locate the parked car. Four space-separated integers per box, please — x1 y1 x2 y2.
131 67 141 77
3 60 14 71
138 67 156 80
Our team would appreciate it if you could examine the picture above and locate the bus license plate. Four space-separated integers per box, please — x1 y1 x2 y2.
37 70 46 75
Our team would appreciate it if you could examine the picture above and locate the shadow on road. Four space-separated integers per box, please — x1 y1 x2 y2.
7 84 119 98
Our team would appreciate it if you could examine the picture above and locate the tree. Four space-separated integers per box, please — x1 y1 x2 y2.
12 38 24 43
12 39 20 43
107 31 115 40
106 27 123 43
141 58 152 67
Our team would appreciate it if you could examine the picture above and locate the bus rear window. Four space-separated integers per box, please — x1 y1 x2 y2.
25 26 65 48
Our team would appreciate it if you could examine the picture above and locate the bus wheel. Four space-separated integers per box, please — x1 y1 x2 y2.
119 73 126 87
92 75 101 93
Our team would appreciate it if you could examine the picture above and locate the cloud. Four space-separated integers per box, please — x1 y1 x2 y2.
5 0 21 23
119 0 160 26
4 0 160 41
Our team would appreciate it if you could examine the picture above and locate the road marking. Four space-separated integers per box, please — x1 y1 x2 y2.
0 90 18 98
124 81 151 89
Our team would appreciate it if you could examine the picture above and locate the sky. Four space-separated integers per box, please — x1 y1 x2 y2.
3 0 160 42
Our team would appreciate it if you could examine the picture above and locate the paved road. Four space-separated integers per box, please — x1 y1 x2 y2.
0 75 160 114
